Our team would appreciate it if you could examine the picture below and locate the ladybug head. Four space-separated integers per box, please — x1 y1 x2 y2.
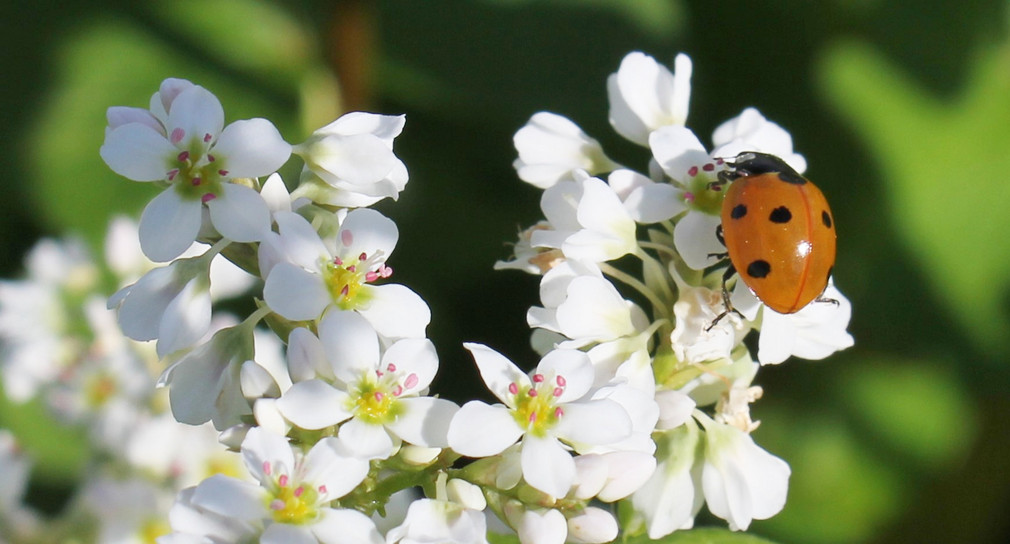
721 152 805 184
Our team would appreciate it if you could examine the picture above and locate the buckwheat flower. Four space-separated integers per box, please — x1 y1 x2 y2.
517 508 567 544
275 310 458 460
493 221 564 275
572 451 656 502
385 477 489 544
447 344 632 498
100 78 290 261
711 107 806 174
669 282 748 365
696 413 790 531
607 168 683 224
754 282 854 365
166 427 380 544
0 237 98 401
631 421 704 538
532 175 639 264
291 112 408 208
108 251 213 358
608 51 692 146
565 506 619 544
262 210 430 339
512 112 620 189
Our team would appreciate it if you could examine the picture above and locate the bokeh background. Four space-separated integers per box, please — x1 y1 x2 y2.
2 0 1009 542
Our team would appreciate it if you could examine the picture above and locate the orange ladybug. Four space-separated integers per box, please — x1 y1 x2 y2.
710 152 836 325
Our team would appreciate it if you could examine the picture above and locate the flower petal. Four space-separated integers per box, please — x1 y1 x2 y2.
139 189 202 262
337 417 394 460
262 262 329 321
447 401 522 457
386 397 459 448
463 343 529 404
166 86 224 152
276 380 353 430
521 434 575 498
357 284 430 340
207 184 270 242
100 123 176 181
317 310 380 381
212 118 291 177
673 211 724 270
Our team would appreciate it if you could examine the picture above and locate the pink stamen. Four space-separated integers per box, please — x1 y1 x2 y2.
192 177 202 186
380 264 393 278
508 383 518 395
702 163 715 172
684 192 695 203
365 271 379 282
341 230 354 247
359 252 368 261
532 374 544 383
347 265 356 273
529 412 537 423
687 166 699 177
203 133 213 143
270 499 285 511
711 185 722 192
403 373 419 389
553 387 563 397
556 375 566 387
375 370 384 378
201 193 216 203
374 392 384 402
171 128 185 144
716 158 725 165
318 485 328 495
334 257 343 266
218 169 229 176
387 363 397 372
207 154 215 162
167 169 179 181
391 385 403 396
340 285 349 297
528 389 538 397
278 474 289 487
294 486 304 498
177 150 190 162
263 462 272 475
554 407 564 418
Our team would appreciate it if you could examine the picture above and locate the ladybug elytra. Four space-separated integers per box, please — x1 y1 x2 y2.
709 152 836 326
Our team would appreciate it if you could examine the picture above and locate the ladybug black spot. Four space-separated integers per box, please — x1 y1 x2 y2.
769 206 792 223
731 204 747 219
822 210 832 229
746 260 771 279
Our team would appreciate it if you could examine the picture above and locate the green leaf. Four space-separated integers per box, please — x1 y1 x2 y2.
820 42 1010 358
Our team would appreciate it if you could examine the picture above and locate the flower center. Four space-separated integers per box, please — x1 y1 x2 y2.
321 252 392 310
683 161 726 215
509 372 567 436
268 473 322 525
167 143 227 202
349 362 414 425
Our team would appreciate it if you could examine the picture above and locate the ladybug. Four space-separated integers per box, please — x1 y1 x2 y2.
708 152 836 327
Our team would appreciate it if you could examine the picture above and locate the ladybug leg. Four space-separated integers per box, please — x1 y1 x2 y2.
706 265 743 331
815 294 840 306
708 224 729 261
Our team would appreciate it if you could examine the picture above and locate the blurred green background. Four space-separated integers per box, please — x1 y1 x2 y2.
2 0 1009 542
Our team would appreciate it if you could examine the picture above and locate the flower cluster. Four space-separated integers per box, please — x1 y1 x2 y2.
498 51 854 537
0 52 853 544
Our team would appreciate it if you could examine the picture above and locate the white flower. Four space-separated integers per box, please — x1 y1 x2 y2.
756 282 854 364
712 107 806 173
262 210 430 339
517 509 567 544
531 175 639 264
512 112 620 189
565 506 618 544
572 451 656 502
292 112 408 207
607 168 683 224
447 344 632 498
669 283 748 365
165 427 380 543
385 493 489 544
697 414 791 531
608 52 692 146
275 311 458 460
100 78 290 261
493 221 564 275
630 421 704 539
108 253 212 358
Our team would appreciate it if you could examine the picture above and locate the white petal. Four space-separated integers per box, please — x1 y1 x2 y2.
139 189 202 262
156 277 211 357
207 184 270 242
381 338 438 392
272 211 330 270
519 509 568 544
447 401 522 457
338 417 394 460
261 524 316 544
357 284 430 339
554 399 631 447
521 434 575 498
286 327 329 382
100 123 176 181
302 437 370 498
317 112 404 144
115 266 178 341
317 310 380 380
212 118 291 177
262 262 329 321
260 172 292 214
650 125 710 180
336 208 398 259
386 397 459 448
624 181 685 223
463 343 529 404
166 86 224 151
674 211 724 270
311 509 384 544
276 380 353 430
241 427 295 483
536 348 595 403
190 474 266 520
